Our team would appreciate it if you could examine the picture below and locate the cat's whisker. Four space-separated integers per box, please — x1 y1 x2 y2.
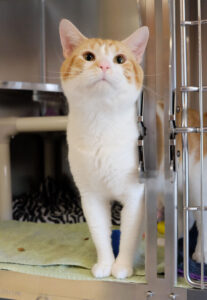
144 72 167 78
47 71 62 74
44 76 61 80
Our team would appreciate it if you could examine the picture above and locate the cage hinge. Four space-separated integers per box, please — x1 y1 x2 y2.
137 92 146 176
169 91 177 173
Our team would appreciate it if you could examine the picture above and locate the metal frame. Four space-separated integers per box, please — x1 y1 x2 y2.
175 0 206 289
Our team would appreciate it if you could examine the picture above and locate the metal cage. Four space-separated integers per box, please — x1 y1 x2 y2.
171 0 207 290
1 0 207 299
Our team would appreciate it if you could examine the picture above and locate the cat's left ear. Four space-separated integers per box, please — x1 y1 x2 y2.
59 19 86 58
123 26 149 63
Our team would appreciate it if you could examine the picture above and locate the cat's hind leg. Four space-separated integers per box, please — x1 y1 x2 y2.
112 184 145 279
81 193 115 278
189 157 207 263
192 214 207 264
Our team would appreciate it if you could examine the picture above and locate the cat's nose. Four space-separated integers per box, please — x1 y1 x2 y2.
99 61 111 72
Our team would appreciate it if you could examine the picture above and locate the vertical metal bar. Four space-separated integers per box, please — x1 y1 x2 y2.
170 0 177 116
180 0 191 286
140 0 157 174
172 0 178 285
145 182 158 283
165 0 178 286
40 0 46 83
197 0 205 289
138 0 158 284
0 141 12 220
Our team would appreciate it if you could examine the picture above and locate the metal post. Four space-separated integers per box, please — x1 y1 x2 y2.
40 0 46 83
197 0 205 289
164 0 178 287
180 0 192 287
0 140 12 220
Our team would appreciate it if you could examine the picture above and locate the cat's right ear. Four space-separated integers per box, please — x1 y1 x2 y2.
59 19 86 58
123 26 149 63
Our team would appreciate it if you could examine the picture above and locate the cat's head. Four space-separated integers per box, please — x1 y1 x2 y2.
59 19 149 108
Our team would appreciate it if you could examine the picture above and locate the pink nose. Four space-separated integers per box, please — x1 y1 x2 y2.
99 61 111 72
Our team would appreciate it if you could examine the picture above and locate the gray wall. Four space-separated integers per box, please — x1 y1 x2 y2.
0 0 140 85
99 0 140 40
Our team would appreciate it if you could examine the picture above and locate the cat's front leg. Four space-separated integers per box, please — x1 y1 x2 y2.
192 217 207 264
112 184 145 279
81 193 115 278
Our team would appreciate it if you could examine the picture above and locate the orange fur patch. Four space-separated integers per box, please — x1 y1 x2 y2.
156 105 207 166
176 109 207 163
131 61 143 89
61 55 85 80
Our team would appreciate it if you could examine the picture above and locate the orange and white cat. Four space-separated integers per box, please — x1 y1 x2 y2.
157 104 207 265
174 109 207 264
59 19 149 279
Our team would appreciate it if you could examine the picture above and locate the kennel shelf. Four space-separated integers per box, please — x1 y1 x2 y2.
0 270 190 300
0 116 67 221
0 81 62 93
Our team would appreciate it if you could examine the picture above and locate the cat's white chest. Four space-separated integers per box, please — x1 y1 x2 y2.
67 111 139 197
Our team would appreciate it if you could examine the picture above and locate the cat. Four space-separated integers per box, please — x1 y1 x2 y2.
174 108 207 263
157 103 207 264
59 19 149 279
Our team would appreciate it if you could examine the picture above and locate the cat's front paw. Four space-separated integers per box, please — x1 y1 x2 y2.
192 249 207 264
111 261 133 279
192 240 207 263
92 262 113 278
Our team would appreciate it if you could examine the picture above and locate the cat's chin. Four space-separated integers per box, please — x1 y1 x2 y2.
93 78 114 88
87 79 115 95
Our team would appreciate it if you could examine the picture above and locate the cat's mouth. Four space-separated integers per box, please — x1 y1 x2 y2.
94 75 113 87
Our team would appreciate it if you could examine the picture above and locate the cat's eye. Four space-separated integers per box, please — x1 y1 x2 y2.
114 54 126 64
83 52 95 61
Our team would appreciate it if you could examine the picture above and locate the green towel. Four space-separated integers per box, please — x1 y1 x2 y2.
0 220 163 283
0 221 96 268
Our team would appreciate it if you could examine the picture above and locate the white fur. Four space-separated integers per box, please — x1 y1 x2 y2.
61 45 145 279
180 153 207 263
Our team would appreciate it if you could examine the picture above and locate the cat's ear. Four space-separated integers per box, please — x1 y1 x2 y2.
123 26 149 63
59 19 86 58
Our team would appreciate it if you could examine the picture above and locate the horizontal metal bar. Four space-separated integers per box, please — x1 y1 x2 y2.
0 116 67 135
0 81 62 93
184 206 207 211
171 127 207 134
180 86 207 92
181 20 207 26
16 116 67 132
